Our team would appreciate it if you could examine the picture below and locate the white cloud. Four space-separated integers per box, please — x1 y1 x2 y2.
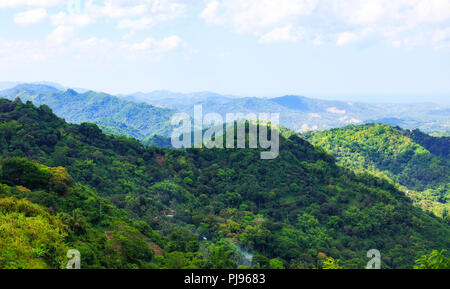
121 35 182 53
51 12 95 27
0 37 47 63
47 26 75 44
0 1 187 65
85 1 148 19
433 27 450 49
84 0 185 26
114 0 185 30
259 25 304 43
105 3 147 18
201 0 317 34
311 35 324 45
3 0 187 33
200 0 221 24
336 29 371 46
0 0 63 8
201 0 450 47
14 8 48 26
412 0 450 23
336 32 359 47
117 17 155 30
0 33 184 68
157 35 182 51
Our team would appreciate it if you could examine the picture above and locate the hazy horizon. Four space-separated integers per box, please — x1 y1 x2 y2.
2 80 450 105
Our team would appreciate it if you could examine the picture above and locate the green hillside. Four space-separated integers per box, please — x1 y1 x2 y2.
0 84 176 139
0 158 161 269
0 99 448 269
305 124 450 218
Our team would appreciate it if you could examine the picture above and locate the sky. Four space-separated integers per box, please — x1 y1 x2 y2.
0 0 450 104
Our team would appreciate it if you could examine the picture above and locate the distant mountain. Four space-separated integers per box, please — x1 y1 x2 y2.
0 81 65 91
305 124 450 218
121 91 450 135
272 95 361 113
0 82 21 90
272 95 311 111
432 131 450 137
122 90 239 102
365 118 408 127
2 83 60 94
119 91 239 111
0 84 177 139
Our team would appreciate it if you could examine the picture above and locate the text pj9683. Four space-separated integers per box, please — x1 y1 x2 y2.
228 274 266 286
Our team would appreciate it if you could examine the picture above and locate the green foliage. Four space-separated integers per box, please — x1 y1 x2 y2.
321 257 343 269
203 244 237 269
0 99 448 269
48 166 74 195
0 87 177 139
143 134 173 148
414 250 450 269
0 157 51 190
166 228 199 253
305 124 450 217
0 197 68 269
269 258 285 269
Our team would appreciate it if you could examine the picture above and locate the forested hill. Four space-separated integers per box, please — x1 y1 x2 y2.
0 99 449 269
305 124 450 218
0 84 176 139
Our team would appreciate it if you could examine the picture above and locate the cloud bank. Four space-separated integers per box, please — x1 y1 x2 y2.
201 0 450 48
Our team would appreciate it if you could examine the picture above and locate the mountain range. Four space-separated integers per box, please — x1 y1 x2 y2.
1 83 448 141
123 91 449 134
0 82 449 224
0 98 448 269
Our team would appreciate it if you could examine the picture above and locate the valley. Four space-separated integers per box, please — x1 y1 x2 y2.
0 97 448 269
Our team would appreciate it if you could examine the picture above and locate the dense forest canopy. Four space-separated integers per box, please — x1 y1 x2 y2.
305 124 449 218
0 99 448 269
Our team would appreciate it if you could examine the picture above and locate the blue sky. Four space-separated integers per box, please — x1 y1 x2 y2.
1 0 450 104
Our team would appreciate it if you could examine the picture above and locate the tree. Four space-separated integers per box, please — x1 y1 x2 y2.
414 250 450 269
0 197 68 269
322 257 343 269
1 157 50 190
269 258 285 269
204 244 236 269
